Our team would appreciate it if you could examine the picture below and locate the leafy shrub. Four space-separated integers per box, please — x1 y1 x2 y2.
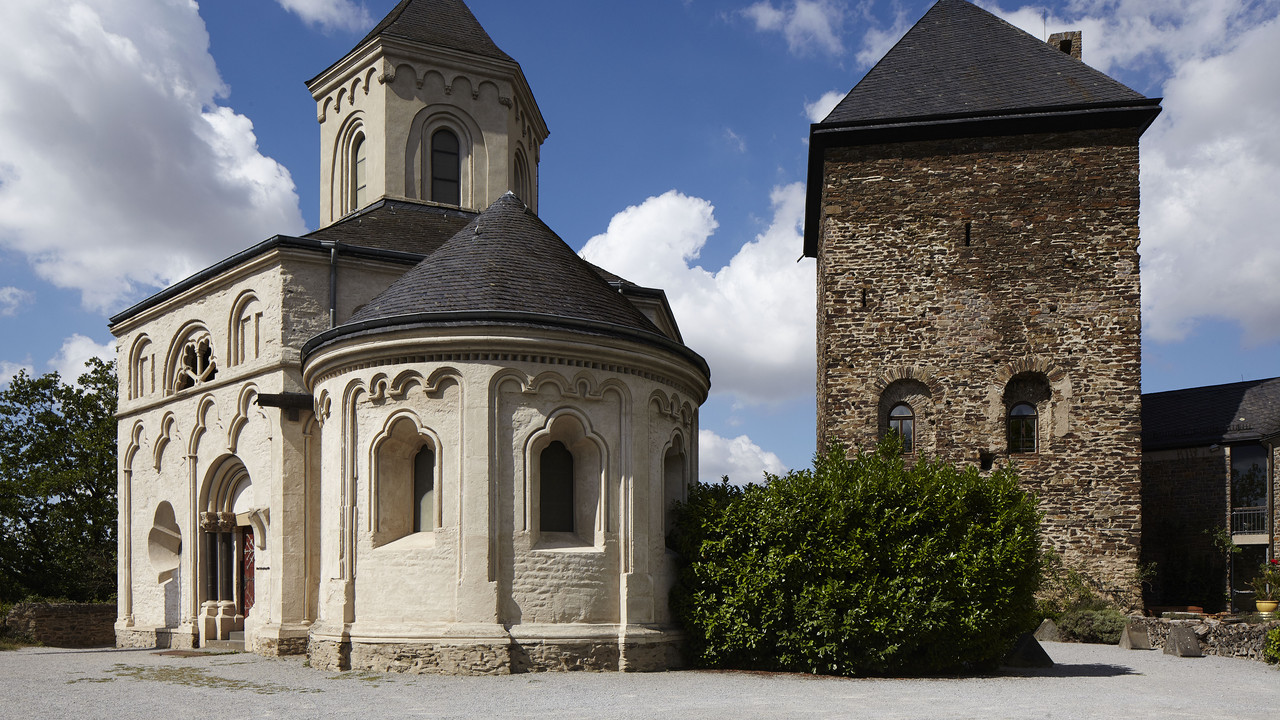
1056 608 1128 644
669 442 1043 676
1265 627 1280 664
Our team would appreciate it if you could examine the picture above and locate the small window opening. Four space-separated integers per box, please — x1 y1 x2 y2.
861 288 868 309
964 221 972 247
413 445 435 532
1007 402 1038 454
431 129 461 205
351 133 367 210
888 403 914 454
540 441 574 533
979 451 995 471
1059 39 1073 54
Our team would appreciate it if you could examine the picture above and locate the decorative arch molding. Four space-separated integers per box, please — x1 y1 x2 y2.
153 413 176 471
994 357 1069 387
227 290 263 367
128 334 155 400
166 321 218 395
227 383 269 454
200 454 252 517
868 366 943 400
648 389 696 426
366 366 462 403
124 422 145 474
404 105 486 209
315 389 332 427
188 394 219 457
366 409 445 541
332 111 368 218
522 406 610 541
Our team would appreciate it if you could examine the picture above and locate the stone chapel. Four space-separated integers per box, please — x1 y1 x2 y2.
110 0 708 673
805 0 1161 604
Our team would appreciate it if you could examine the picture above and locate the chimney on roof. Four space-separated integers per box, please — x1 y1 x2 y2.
1049 31 1082 61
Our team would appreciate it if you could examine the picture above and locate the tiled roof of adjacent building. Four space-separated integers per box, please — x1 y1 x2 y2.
305 194 709 375
1142 377 1280 450
306 198 476 256
356 0 514 63
820 0 1148 127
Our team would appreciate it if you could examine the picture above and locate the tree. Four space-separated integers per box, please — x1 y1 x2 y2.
0 358 117 603
670 440 1043 676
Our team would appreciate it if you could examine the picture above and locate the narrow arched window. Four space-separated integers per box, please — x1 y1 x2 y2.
431 129 461 205
413 445 435 532
889 403 914 453
1008 403 1037 454
351 132 367 210
514 149 529 203
540 441 574 533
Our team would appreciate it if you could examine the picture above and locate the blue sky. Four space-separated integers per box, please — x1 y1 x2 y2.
0 0 1277 482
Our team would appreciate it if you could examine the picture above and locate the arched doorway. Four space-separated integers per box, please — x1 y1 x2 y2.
199 457 258 644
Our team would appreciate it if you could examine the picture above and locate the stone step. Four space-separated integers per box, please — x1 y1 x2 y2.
204 632 245 652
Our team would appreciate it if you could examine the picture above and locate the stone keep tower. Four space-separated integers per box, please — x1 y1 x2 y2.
804 0 1161 600
307 0 548 226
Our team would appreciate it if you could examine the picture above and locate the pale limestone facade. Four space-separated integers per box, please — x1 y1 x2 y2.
112 0 707 672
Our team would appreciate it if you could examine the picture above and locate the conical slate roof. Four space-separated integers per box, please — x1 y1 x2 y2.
356 0 514 63
304 194 708 371
822 0 1147 126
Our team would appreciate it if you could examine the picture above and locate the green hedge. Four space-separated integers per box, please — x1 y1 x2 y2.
670 442 1043 676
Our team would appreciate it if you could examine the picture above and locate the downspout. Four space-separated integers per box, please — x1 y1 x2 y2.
324 241 338 329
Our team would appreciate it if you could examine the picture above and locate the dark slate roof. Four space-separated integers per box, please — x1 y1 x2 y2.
306 198 475 256
305 194 709 375
356 0 513 63
822 0 1147 126
1142 378 1280 451
108 236 423 328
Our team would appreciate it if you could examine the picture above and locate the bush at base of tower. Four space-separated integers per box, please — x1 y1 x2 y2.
669 440 1042 676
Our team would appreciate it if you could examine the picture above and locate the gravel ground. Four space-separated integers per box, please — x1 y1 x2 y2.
2 641 1276 719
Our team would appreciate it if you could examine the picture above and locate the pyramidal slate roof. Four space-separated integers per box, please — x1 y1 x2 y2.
822 0 1149 126
1143 378 1280 451
305 194 707 374
356 0 514 63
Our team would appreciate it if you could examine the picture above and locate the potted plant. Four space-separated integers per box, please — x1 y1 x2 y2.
1249 559 1280 615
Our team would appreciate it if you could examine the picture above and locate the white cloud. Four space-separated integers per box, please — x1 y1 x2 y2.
976 1 1280 344
723 128 748 153
49 334 115 384
0 286 32 316
0 0 306 313
0 360 32 387
744 0 846 57
580 184 815 405
1138 14 1280 343
805 90 845 123
699 429 788 485
276 0 372 33
854 8 912 68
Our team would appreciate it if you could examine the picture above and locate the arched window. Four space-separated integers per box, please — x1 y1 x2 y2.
889 403 914 453
431 129 461 205
174 335 216 392
540 441 574 533
663 437 687 538
413 445 435 533
1008 403 1037 454
351 132 368 210
513 148 530 203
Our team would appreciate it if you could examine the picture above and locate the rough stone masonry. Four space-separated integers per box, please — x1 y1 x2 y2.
815 128 1145 605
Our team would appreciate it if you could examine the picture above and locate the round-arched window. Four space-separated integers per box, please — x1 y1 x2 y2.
1008 402 1037 454
889 403 914 454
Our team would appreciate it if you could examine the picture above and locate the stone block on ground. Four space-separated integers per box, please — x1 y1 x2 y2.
1033 619 1060 642
1119 623 1151 650
1163 626 1203 657
1003 632 1054 668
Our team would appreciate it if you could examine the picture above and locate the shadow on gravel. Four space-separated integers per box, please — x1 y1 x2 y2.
1005 663 1139 678
14 647 154 656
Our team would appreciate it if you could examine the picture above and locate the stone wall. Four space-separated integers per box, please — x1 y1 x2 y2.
1128 616 1277 662
816 128 1144 603
4 603 117 647
1141 447 1229 610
